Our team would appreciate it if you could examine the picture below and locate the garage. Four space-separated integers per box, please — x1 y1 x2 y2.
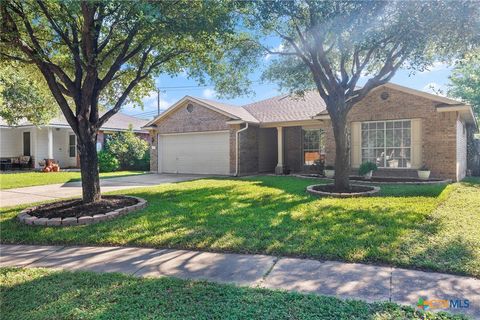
158 131 230 175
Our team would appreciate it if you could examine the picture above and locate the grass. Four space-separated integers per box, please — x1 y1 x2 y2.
0 267 467 320
1 176 479 277
0 171 147 190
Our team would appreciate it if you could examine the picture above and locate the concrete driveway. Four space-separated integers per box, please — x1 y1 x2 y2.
0 173 203 208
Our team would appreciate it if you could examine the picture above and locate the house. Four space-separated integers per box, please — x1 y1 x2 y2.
143 82 477 181
0 112 149 169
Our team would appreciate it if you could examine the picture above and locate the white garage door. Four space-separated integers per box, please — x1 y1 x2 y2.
159 131 229 175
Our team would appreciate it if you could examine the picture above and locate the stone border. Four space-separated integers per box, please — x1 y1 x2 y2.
306 184 380 198
294 174 451 185
17 196 147 227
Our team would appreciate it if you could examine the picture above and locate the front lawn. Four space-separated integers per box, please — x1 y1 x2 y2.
0 171 146 190
1 176 479 277
0 267 466 320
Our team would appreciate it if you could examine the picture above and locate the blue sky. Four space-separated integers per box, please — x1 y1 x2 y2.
122 57 454 120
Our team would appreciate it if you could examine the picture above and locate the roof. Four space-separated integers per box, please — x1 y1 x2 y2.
193 97 259 123
243 90 326 123
143 82 476 128
0 112 148 132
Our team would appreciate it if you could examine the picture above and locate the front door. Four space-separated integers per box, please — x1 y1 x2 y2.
23 132 31 156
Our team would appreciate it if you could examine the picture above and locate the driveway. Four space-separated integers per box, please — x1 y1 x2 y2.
0 173 203 208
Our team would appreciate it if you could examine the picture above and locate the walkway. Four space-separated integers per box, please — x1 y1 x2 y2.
0 174 202 207
1 244 478 318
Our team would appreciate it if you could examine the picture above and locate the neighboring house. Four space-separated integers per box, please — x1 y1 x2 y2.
0 112 149 169
144 83 477 181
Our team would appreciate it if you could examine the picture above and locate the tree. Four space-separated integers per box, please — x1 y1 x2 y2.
448 51 480 175
0 61 57 125
449 51 480 118
1 1 249 203
247 0 478 191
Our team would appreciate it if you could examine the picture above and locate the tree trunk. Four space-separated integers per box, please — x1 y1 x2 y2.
331 114 351 191
78 135 101 203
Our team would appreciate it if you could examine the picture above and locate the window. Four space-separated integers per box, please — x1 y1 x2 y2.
23 132 31 156
361 120 411 168
69 134 76 157
303 129 325 166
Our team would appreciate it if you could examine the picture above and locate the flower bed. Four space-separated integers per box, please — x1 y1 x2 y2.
306 184 380 198
17 195 147 227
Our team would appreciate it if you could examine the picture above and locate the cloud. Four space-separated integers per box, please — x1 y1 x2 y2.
419 61 449 74
265 43 285 61
202 88 216 99
121 90 174 118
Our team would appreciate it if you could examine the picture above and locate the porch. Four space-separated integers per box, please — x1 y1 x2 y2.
0 126 78 170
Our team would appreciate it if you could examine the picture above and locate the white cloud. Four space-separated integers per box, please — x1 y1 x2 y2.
202 88 216 99
265 43 285 61
422 82 447 96
419 61 449 74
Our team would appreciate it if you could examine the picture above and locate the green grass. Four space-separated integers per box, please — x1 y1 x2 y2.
0 171 147 189
0 267 467 320
1 176 479 277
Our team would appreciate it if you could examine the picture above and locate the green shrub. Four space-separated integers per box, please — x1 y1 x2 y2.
98 150 119 172
358 161 378 176
105 127 149 170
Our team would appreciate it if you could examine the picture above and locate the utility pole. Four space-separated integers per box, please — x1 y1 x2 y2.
157 88 160 116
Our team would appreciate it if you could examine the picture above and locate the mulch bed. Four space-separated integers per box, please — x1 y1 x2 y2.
312 184 374 193
29 195 138 219
349 176 444 183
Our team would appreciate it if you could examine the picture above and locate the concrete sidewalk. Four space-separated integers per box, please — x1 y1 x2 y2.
1 244 478 318
0 174 202 207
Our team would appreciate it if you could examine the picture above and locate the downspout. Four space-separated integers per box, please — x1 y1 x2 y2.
234 122 249 176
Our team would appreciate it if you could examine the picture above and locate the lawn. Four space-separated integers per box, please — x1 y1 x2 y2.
0 171 147 190
0 267 467 320
1 176 479 277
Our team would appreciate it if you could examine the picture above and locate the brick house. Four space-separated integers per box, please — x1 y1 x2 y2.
1 112 149 169
143 83 477 181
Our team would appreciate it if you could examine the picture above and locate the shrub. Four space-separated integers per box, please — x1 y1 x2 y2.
358 161 378 176
98 150 119 172
419 164 430 171
104 127 149 170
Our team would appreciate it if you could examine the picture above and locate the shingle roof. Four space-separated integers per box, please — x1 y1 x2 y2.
0 112 148 132
193 97 259 123
243 90 326 123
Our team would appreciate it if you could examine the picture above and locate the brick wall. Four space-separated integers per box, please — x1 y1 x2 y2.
258 128 277 172
149 131 158 172
238 126 259 175
284 126 303 172
156 102 230 134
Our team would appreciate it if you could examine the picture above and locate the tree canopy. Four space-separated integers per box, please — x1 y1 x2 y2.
0 61 57 125
0 0 254 202
245 0 479 191
449 51 480 118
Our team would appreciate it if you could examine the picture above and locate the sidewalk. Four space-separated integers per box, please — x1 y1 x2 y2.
1 244 478 318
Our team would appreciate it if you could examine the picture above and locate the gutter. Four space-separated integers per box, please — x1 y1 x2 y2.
234 122 249 176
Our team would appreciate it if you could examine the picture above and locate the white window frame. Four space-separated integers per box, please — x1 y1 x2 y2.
361 119 412 169
302 128 325 166
68 134 76 158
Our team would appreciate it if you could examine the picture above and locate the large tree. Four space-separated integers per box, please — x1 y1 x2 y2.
1 0 250 202
248 0 478 191
449 51 480 118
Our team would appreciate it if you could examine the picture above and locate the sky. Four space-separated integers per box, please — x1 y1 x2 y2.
122 54 454 120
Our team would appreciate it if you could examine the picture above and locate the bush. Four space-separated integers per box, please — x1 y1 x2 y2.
104 128 149 170
358 161 378 176
98 150 119 172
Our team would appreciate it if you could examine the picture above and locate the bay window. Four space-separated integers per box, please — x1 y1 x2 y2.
361 120 411 168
